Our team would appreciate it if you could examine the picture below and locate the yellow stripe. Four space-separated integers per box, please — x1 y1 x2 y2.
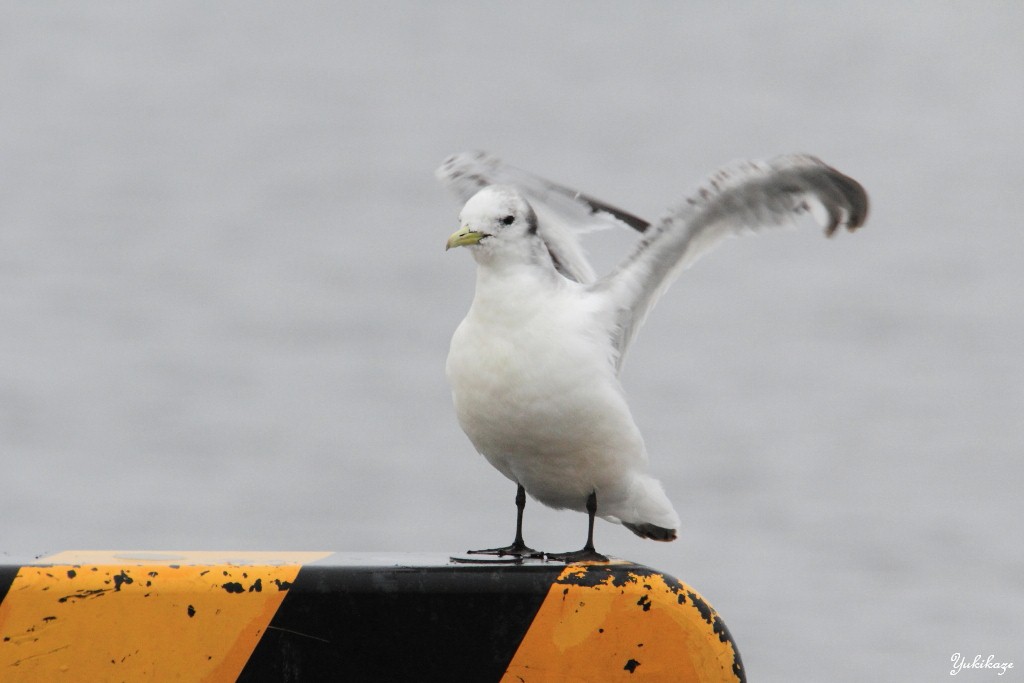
0 551 330 681
502 563 742 682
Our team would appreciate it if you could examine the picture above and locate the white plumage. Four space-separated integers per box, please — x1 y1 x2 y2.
440 152 868 554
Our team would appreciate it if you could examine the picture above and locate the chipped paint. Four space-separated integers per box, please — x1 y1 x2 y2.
502 563 745 682
1 552 743 680
0 551 329 679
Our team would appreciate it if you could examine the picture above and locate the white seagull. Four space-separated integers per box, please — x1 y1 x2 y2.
439 152 868 561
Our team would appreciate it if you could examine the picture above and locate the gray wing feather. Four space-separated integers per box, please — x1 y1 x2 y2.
437 151 649 283
592 154 869 368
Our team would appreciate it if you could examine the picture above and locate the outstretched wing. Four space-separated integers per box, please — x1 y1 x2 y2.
437 151 649 283
592 154 869 368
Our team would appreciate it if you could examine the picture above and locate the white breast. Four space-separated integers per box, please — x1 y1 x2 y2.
445 272 647 509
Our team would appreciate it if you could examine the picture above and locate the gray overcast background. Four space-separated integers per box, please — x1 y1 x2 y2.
2 3 1021 680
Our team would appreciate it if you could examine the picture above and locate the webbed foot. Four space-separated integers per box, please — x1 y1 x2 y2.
544 547 609 563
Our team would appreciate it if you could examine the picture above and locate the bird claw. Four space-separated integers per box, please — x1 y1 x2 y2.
544 548 609 563
449 555 527 564
450 542 545 564
465 543 544 559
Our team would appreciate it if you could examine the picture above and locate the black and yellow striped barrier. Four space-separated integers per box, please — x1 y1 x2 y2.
0 551 744 681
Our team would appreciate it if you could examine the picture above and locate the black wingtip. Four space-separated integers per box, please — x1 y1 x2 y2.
576 192 652 233
822 165 870 237
623 522 678 542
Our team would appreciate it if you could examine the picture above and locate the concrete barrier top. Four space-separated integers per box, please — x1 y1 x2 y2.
0 551 744 682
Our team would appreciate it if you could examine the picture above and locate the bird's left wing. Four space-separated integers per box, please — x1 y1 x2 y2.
437 151 649 283
590 154 869 368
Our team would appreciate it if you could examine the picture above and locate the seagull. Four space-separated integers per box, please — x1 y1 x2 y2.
439 152 868 561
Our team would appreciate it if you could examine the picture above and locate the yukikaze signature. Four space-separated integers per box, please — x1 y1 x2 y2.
951 653 1014 676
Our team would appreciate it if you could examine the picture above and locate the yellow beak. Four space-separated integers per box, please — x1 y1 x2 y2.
446 226 485 251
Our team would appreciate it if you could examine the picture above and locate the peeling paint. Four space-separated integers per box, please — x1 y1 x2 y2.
0 551 329 679
502 563 745 682
2 552 742 681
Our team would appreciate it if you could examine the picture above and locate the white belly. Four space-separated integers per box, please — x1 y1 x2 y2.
446 293 646 512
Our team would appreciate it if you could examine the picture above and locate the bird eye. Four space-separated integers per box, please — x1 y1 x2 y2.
502 215 515 225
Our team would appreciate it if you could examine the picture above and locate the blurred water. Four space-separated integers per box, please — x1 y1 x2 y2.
1 2 1022 680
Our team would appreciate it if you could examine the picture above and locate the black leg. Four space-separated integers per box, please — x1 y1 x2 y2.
461 484 543 559
512 483 528 548
546 491 609 563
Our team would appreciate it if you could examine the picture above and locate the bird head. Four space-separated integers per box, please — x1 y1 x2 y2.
445 185 538 257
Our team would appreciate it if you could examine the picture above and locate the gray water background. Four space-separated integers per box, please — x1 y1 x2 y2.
2 3 1022 680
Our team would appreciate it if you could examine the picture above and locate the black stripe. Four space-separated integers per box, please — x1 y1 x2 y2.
0 564 21 614
238 561 563 682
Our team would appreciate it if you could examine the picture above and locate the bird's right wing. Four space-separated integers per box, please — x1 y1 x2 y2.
591 154 869 368
437 151 649 283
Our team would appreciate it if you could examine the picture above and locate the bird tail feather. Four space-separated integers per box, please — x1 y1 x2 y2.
623 521 677 541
